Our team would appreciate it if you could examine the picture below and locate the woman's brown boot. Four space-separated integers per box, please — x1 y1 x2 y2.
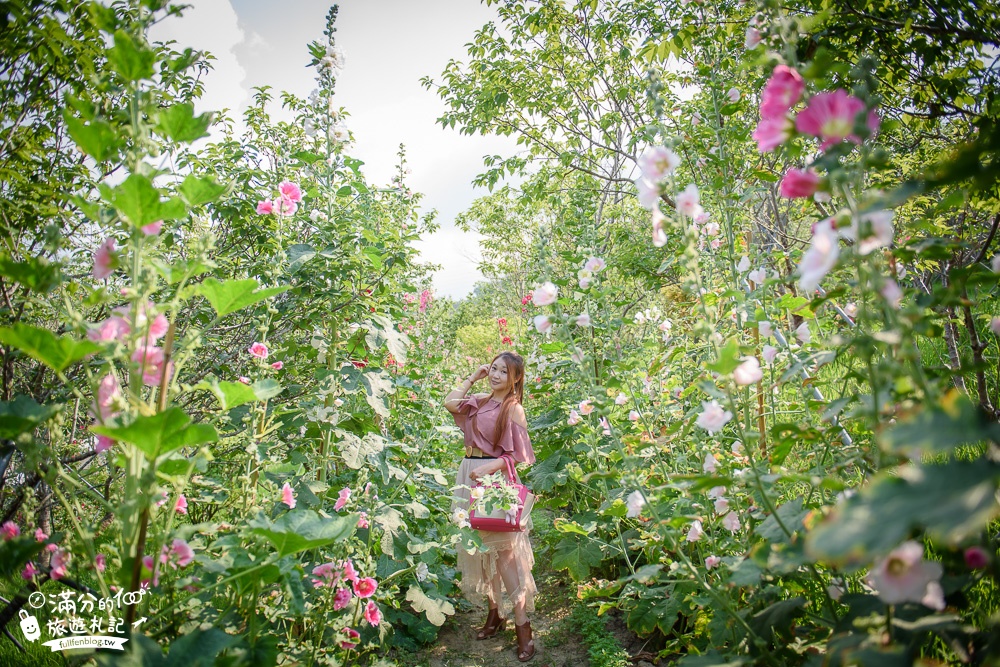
514 620 536 662
476 607 506 640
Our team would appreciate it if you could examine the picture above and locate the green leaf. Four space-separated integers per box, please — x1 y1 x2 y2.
287 244 316 272
879 393 1000 457
178 174 227 207
0 396 58 438
290 150 324 164
196 278 289 317
551 536 603 580
627 587 683 635
805 459 1000 566
406 585 455 626
249 510 356 558
91 408 218 460
107 29 156 82
63 114 118 162
195 378 281 410
527 453 568 492
0 255 61 293
96 633 165 667
110 174 186 228
748 597 806 642
149 258 215 284
156 103 213 143
0 537 45 578
340 365 395 417
755 496 808 544
164 628 237 667
364 314 410 365
0 323 101 372
706 338 742 375
336 431 389 469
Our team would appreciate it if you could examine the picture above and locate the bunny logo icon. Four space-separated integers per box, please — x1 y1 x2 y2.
19 610 40 642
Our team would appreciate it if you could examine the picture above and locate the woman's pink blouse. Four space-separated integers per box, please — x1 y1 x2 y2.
451 395 536 465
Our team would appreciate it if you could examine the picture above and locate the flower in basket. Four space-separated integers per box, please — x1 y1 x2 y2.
472 472 523 520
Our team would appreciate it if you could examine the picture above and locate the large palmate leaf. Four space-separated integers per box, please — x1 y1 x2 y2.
364 314 410 365
106 173 186 228
196 278 289 317
406 585 455 626
0 323 100 372
336 430 389 469
248 510 356 558
195 378 283 410
878 392 1000 457
340 365 395 417
550 535 603 580
91 407 218 460
627 587 684 635
0 396 58 438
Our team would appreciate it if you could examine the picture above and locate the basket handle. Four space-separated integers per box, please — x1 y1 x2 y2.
500 454 519 484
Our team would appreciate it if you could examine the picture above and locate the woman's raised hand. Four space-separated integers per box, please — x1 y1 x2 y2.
471 364 490 384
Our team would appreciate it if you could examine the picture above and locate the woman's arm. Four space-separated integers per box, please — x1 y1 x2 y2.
444 364 488 414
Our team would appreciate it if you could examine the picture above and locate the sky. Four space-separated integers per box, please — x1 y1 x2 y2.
150 0 522 300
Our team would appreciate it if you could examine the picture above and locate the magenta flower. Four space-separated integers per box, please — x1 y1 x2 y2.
753 115 794 152
353 576 378 598
274 197 298 216
174 494 188 515
342 559 360 583
170 539 194 568
270 361 284 370
312 562 338 587
865 540 945 609
779 168 822 199
280 482 296 509
334 487 351 511
238 376 251 385
93 237 116 280
333 587 353 609
131 344 171 386
364 600 382 626
141 220 163 236
759 65 805 119
249 342 269 360
340 627 360 649
50 548 69 581
94 372 122 422
22 562 38 580
795 89 873 149
357 512 369 529
705 555 721 570
34 528 48 542
256 200 274 215
279 181 303 203
87 316 130 343
1 521 20 540
95 553 106 573
95 434 114 453
964 546 990 570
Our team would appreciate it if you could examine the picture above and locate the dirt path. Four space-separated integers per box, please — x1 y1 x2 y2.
408 576 591 667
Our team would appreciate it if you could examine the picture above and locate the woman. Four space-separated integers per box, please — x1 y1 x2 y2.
443 350 537 662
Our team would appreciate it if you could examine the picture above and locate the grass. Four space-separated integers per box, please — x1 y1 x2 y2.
569 604 630 667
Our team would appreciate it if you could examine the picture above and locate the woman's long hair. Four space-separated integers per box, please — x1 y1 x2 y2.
489 351 525 445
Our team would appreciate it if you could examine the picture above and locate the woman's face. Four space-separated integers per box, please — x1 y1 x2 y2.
488 357 510 394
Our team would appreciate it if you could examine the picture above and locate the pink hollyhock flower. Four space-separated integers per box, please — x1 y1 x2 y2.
748 267 767 286
533 315 552 334
600 417 611 435
710 238 723 250
702 221 720 237
87 316 130 343
733 357 763 386
274 197 298 216
628 410 640 422
34 528 48 542
727 87 741 103
279 181 303 203
779 168 822 199
737 256 751 272
334 487 351 511
45 543 57 553
238 376 251 385
575 313 592 327
991 318 1000 336
357 512 369 529
140 555 159 587
93 237 116 280
333 587 353 610
686 520 704 542
1 521 20 540
115 301 168 342
676 184 704 219
567 409 581 426
141 220 163 236
696 400 732 434
865 540 945 609
762 344 778 365
131 345 171 386
94 433 114 457
637 146 680 183
280 482 296 509
652 207 667 247
964 546 990 570
722 511 741 532
50 548 69 580
881 279 903 309
584 256 606 273
94 372 122 422
579 399 594 416
532 282 558 306
705 555 722 570
271 361 283 370
22 562 38 580
795 322 812 344
353 576 377 598
170 539 194 568
249 342 269 359
174 494 188 514
364 600 382 626
707 485 726 498
312 562 338 587
703 453 718 473
714 497 730 514
798 219 840 293
760 65 805 118
844 210 895 255
758 321 772 338
625 490 645 518
256 200 274 215
635 177 661 210
95 553 106 573
615 393 629 406
340 627 360 649
795 89 872 149
753 115 794 152
342 559 360 584
745 26 761 49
